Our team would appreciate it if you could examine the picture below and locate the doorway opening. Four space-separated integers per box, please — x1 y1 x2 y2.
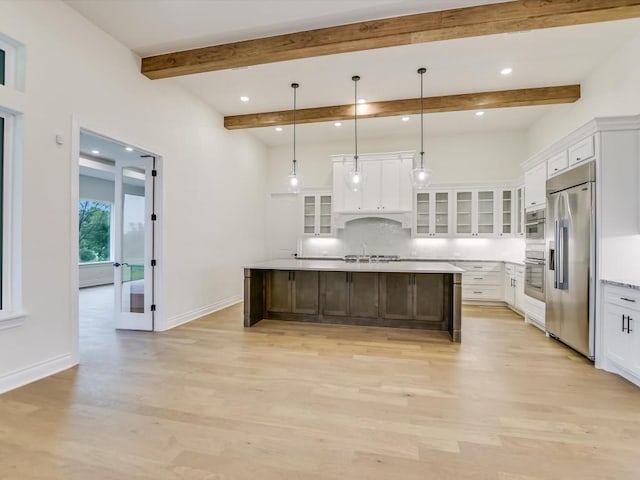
75 129 161 354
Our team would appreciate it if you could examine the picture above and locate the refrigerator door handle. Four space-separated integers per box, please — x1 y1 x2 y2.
559 219 569 289
554 220 560 289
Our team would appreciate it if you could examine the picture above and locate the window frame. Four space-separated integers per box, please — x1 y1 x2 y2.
0 108 25 328
0 37 17 89
78 198 115 265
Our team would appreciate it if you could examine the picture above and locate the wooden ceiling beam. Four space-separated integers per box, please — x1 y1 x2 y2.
223 85 581 130
141 1 640 79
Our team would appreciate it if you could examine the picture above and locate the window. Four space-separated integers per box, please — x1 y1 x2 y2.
0 47 5 85
78 200 112 263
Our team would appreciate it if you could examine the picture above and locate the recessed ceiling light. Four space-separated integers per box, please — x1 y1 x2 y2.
275 127 283 132
357 98 366 104
334 122 342 127
240 96 250 102
125 146 133 152
91 149 100 155
475 111 485 117
500 67 513 75
401 116 410 122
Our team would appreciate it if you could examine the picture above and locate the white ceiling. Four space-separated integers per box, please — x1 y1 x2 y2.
64 1 640 147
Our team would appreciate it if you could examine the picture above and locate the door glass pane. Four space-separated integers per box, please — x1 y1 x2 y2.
516 188 523 235
435 192 448 234
477 191 494 234
319 195 331 234
304 195 316 234
456 191 472 234
502 190 512 234
121 166 146 314
416 193 429 234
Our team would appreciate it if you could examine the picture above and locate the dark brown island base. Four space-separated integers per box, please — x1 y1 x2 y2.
244 260 463 343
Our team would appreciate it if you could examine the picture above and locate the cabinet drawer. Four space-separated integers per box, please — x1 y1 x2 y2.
604 285 640 311
504 263 515 275
463 286 502 300
457 262 502 273
463 272 502 285
568 135 595 166
515 266 525 278
548 151 568 177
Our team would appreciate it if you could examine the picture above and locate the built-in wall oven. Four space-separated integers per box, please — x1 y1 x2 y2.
525 209 545 242
524 245 545 302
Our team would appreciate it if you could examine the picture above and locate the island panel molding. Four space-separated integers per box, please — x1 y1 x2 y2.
224 85 581 129
141 1 640 79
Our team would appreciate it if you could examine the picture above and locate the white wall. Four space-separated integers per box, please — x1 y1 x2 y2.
528 31 640 155
267 130 528 192
0 0 269 392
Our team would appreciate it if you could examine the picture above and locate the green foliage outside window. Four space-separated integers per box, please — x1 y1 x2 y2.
79 200 111 263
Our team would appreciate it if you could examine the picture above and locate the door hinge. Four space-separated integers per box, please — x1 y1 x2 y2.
151 213 157 221
151 259 157 267
151 304 156 311
151 169 157 177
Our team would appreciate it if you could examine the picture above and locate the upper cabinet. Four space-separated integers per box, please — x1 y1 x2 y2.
524 162 546 210
499 189 513 236
515 186 525 237
332 151 413 213
302 193 332 236
454 189 498 237
414 191 451 237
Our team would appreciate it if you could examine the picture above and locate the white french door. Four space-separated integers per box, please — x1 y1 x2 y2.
113 155 155 331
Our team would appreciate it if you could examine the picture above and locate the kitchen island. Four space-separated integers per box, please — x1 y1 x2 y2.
244 259 463 342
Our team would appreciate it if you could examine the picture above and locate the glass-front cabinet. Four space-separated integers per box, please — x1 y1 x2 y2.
500 189 513 236
303 193 332 236
414 191 451 237
454 189 497 237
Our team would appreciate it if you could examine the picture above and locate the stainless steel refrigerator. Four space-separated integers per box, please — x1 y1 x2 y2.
546 162 596 359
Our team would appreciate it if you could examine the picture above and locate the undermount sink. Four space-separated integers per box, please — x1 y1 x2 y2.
343 254 399 263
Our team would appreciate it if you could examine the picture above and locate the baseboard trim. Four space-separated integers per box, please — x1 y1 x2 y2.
163 295 242 331
0 353 76 394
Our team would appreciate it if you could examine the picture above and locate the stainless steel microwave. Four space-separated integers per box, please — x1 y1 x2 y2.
525 209 545 242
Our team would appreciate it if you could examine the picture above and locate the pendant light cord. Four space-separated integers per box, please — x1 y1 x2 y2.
352 75 360 172
418 67 426 170
291 82 299 175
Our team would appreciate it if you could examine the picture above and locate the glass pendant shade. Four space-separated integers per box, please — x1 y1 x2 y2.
344 166 363 192
287 170 303 193
411 165 432 190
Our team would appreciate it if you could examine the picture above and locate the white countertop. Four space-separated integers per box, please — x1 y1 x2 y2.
245 259 464 274
296 256 524 266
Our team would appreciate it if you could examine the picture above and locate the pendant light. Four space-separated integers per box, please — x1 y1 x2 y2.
345 75 363 192
286 82 303 193
411 67 432 189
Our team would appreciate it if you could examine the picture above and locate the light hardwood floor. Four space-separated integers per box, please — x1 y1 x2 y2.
1 291 640 479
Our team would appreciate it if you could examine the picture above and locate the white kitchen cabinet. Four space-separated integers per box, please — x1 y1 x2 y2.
503 264 515 306
456 262 503 302
514 265 526 313
414 191 451 237
499 189 513 236
515 186 525 237
331 152 413 213
524 162 546 210
602 284 640 386
454 189 497 237
547 150 569 177
568 135 595 167
302 193 332 236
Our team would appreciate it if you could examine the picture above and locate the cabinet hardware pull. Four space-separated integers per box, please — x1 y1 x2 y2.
474 266 483 269
473 291 482 294
628 316 633 334
620 297 637 303
474 277 483 280
622 314 626 332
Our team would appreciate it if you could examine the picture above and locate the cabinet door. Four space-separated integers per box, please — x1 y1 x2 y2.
333 160 361 211
515 187 524 237
476 190 495 235
380 160 401 210
321 271 349 316
318 195 332 235
514 268 525 312
414 274 444 321
266 270 292 313
349 272 379 317
434 192 450 235
380 273 413 319
303 195 316 235
604 303 633 371
500 189 513 236
524 163 546 209
361 161 382 211
455 191 473 235
292 271 319 314
503 272 515 306
415 192 431 236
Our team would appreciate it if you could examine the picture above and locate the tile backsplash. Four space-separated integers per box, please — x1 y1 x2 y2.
299 218 525 261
